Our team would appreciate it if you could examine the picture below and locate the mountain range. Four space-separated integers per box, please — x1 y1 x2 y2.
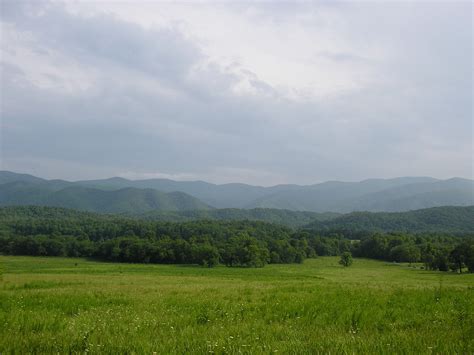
0 171 472 214
0 181 210 214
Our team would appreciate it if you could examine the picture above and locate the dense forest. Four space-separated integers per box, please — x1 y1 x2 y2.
304 206 474 235
0 206 473 271
136 208 339 228
136 205 474 233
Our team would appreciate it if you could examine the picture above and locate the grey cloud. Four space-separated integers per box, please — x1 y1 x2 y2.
315 51 369 63
1 1 472 184
2 2 203 88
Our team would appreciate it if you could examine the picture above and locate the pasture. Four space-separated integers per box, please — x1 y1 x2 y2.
1 256 473 353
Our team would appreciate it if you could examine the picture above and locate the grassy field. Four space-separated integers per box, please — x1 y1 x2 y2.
1 256 473 354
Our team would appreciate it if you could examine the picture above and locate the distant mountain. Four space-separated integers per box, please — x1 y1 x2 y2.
0 171 73 191
304 206 474 233
0 171 45 185
1 171 473 212
0 181 211 213
70 175 474 212
76 177 281 208
245 177 473 212
348 178 474 212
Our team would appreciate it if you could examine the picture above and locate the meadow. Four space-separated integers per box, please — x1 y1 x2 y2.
1 256 473 354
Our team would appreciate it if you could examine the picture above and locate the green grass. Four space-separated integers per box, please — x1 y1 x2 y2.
1 256 473 354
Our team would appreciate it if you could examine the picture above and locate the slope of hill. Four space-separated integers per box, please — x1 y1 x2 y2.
0 171 73 191
0 182 211 213
304 206 474 233
1 205 471 235
137 208 340 228
0 205 106 220
0 181 54 205
0 171 46 185
0 205 338 228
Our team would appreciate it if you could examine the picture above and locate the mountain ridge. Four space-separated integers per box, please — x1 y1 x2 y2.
0 181 211 213
0 171 472 213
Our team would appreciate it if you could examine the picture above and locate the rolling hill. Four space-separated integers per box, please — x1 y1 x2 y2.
0 205 472 234
304 206 474 233
0 182 211 213
137 208 340 228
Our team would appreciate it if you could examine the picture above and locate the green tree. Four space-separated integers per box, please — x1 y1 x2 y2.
339 252 353 267
390 244 421 265
449 244 466 273
449 241 474 273
465 243 474 273
192 243 220 267
222 233 269 268
434 252 449 271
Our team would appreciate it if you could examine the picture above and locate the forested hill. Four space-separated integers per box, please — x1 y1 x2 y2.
0 206 338 229
1 205 472 234
0 205 102 220
136 208 339 228
304 206 474 234
0 182 211 213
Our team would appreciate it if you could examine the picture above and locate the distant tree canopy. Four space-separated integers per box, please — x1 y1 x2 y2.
304 206 474 234
0 206 473 271
0 207 313 267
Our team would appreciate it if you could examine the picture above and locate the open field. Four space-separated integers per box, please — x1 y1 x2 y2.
1 256 473 354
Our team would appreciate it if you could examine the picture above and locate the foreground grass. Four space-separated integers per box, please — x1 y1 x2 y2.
0 256 473 353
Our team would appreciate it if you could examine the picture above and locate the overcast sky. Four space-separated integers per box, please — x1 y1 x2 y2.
0 0 472 185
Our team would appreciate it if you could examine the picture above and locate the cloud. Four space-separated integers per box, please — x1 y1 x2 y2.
0 0 472 185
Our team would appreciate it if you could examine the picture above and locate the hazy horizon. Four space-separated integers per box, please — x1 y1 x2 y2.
1 1 472 185
2 169 472 188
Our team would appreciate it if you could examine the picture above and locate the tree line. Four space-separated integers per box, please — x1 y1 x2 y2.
353 233 474 273
0 206 472 271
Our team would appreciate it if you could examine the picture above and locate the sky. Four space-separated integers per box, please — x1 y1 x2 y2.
0 0 472 186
